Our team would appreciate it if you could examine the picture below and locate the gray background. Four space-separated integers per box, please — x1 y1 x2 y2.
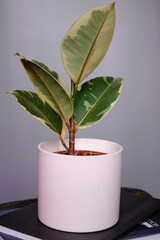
1 0 160 203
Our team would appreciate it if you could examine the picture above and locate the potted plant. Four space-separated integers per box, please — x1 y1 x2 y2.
9 2 123 233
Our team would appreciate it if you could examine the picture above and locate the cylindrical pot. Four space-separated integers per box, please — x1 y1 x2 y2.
38 138 123 233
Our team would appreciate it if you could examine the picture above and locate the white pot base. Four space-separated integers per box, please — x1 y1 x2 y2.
38 138 123 233
38 218 119 233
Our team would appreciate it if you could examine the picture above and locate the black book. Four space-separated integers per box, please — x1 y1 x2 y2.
1 188 160 240
120 210 160 239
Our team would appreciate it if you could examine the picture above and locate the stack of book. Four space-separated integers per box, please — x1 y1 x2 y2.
0 188 160 240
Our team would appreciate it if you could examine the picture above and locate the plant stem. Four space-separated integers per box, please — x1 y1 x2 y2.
68 80 77 155
69 118 76 155
60 138 69 152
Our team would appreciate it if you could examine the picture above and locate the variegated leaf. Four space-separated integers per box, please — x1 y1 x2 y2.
31 59 69 95
9 90 65 139
61 3 115 84
74 76 123 129
16 53 73 121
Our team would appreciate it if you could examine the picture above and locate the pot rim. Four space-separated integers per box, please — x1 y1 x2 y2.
38 138 123 158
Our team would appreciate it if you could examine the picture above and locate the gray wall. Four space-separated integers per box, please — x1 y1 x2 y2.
1 0 160 203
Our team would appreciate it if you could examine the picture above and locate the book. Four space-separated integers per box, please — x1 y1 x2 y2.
120 210 160 239
124 235 160 240
0 188 160 240
0 226 41 240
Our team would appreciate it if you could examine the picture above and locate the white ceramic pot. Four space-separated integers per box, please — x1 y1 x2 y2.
38 138 123 233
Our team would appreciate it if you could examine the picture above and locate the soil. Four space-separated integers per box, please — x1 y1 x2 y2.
54 150 107 156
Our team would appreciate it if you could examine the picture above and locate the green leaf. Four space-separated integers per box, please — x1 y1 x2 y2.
9 90 65 139
74 76 123 129
17 54 73 121
61 3 115 84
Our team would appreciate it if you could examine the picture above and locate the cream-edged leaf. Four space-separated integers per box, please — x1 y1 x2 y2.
31 59 69 95
74 76 123 129
17 54 73 121
61 3 115 84
9 90 65 139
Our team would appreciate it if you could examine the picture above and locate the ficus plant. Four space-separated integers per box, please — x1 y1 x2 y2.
9 2 123 155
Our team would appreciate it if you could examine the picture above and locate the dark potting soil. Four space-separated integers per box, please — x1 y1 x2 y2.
54 150 107 156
